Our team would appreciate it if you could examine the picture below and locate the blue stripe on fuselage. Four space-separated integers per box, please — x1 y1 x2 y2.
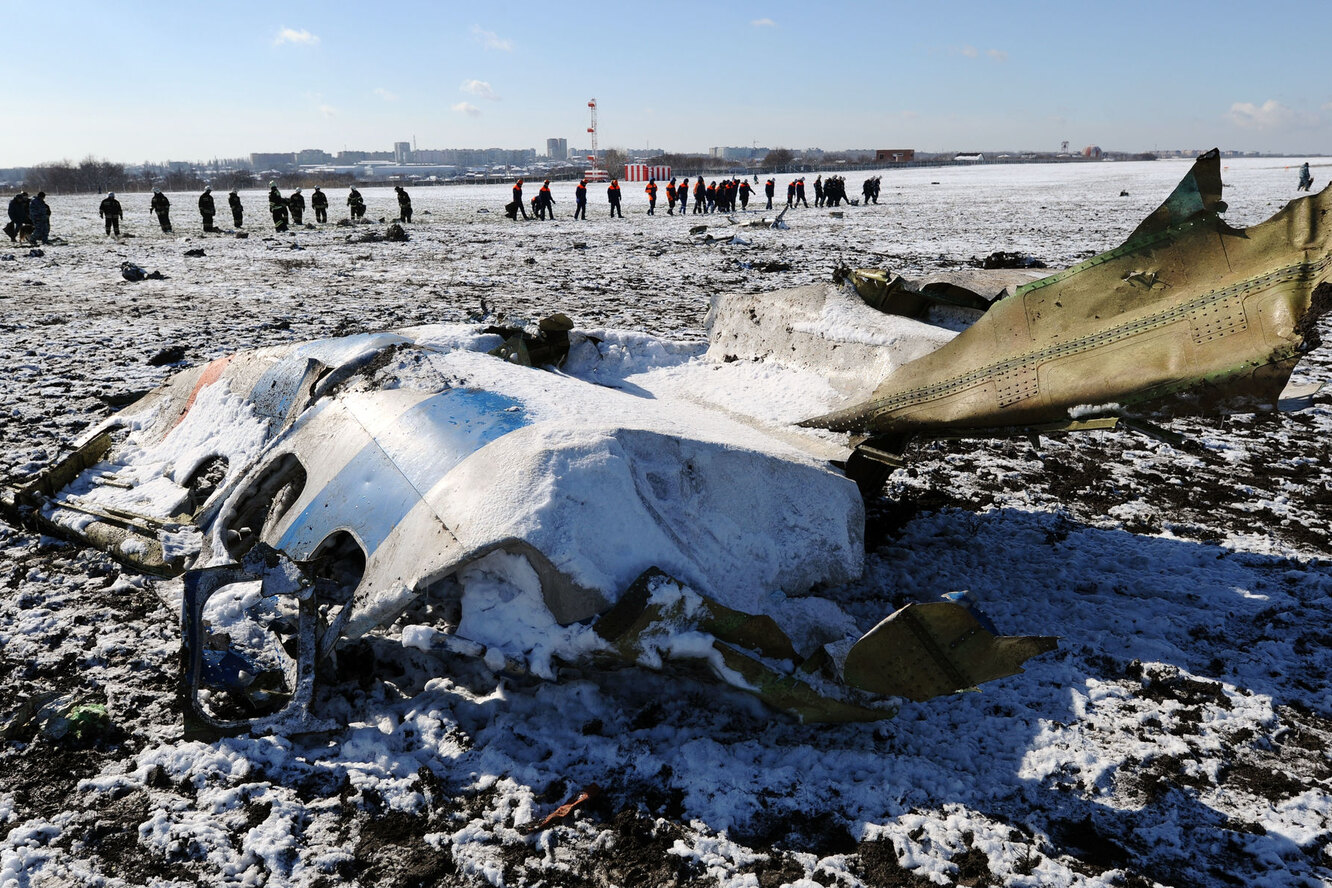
274 388 530 558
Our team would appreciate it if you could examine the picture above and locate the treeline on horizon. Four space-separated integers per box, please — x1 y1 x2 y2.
11 148 843 195
16 157 358 195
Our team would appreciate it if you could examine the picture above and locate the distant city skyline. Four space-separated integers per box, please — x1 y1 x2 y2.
2 0 1328 168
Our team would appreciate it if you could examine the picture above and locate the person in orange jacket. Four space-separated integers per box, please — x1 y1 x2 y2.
665 178 677 215
645 178 658 215
693 176 705 214
607 179 622 217
574 179 588 219
764 177 775 210
738 179 754 210
512 179 529 219
537 179 555 219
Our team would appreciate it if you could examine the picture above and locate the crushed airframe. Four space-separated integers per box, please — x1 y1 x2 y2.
2 149 1326 736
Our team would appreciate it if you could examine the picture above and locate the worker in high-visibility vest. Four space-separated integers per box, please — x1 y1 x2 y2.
645 179 658 215
574 179 588 219
537 180 555 219
607 179 622 218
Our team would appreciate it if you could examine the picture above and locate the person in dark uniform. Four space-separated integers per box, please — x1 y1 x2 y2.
573 179 587 219
738 179 753 210
288 188 305 225
311 186 328 223
764 177 775 210
99 191 123 236
150 188 172 232
198 186 217 232
5 191 29 242
512 179 529 219
347 187 366 220
1298 162 1314 192
676 178 688 215
813 175 825 207
693 177 705 214
228 190 243 228
607 179 622 217
537 180 554 219
27 191 51 244
795 178 808 208
394 185 412 222
665 178 677 215
268 184 289 232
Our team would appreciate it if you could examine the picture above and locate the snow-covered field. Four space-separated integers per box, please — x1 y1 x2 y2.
2 158 1330 887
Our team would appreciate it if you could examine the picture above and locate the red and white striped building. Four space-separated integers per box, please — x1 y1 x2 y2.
622 164 671 182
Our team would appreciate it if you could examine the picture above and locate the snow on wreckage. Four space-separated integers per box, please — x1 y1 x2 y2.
3 150 1328 738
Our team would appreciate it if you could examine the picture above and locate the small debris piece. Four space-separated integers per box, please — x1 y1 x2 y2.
148 345 187 366
526 784 602 833
970 251 1047 270
183 248 206 257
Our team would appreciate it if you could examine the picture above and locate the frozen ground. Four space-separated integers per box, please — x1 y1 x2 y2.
1 158 1330 887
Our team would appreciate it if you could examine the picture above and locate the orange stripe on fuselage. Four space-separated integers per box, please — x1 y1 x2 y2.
173 355 234 429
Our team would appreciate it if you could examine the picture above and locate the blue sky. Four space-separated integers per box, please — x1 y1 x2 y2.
2 0 1328 166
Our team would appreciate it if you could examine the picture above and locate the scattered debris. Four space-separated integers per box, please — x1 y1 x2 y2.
971 251 1047 269
120 262 166 282
0 694 111 743
27 248 44 258
183 248 206 257
147 345 187 366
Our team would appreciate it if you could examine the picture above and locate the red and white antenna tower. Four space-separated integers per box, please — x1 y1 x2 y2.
584 99 607 181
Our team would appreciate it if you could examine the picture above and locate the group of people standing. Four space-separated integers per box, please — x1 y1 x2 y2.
89 182 407 236
503 173 887 220
5 190 52 245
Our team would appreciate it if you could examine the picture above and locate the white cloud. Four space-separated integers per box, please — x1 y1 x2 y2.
751 18 776 27
952 45 1006 61
274 27 319 46
471 25 513 51
1227 99 1312 130
374 88 398 102
319 104 337 118
453 102 482 117
461 79 498 101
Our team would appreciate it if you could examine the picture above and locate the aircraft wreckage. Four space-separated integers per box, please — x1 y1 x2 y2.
2 150 1328 735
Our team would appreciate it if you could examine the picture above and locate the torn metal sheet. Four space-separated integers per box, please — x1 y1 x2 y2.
806 149 1332 437
839 266 1047 319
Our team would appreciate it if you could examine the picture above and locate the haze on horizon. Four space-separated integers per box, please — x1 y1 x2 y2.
2 0 1328 168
